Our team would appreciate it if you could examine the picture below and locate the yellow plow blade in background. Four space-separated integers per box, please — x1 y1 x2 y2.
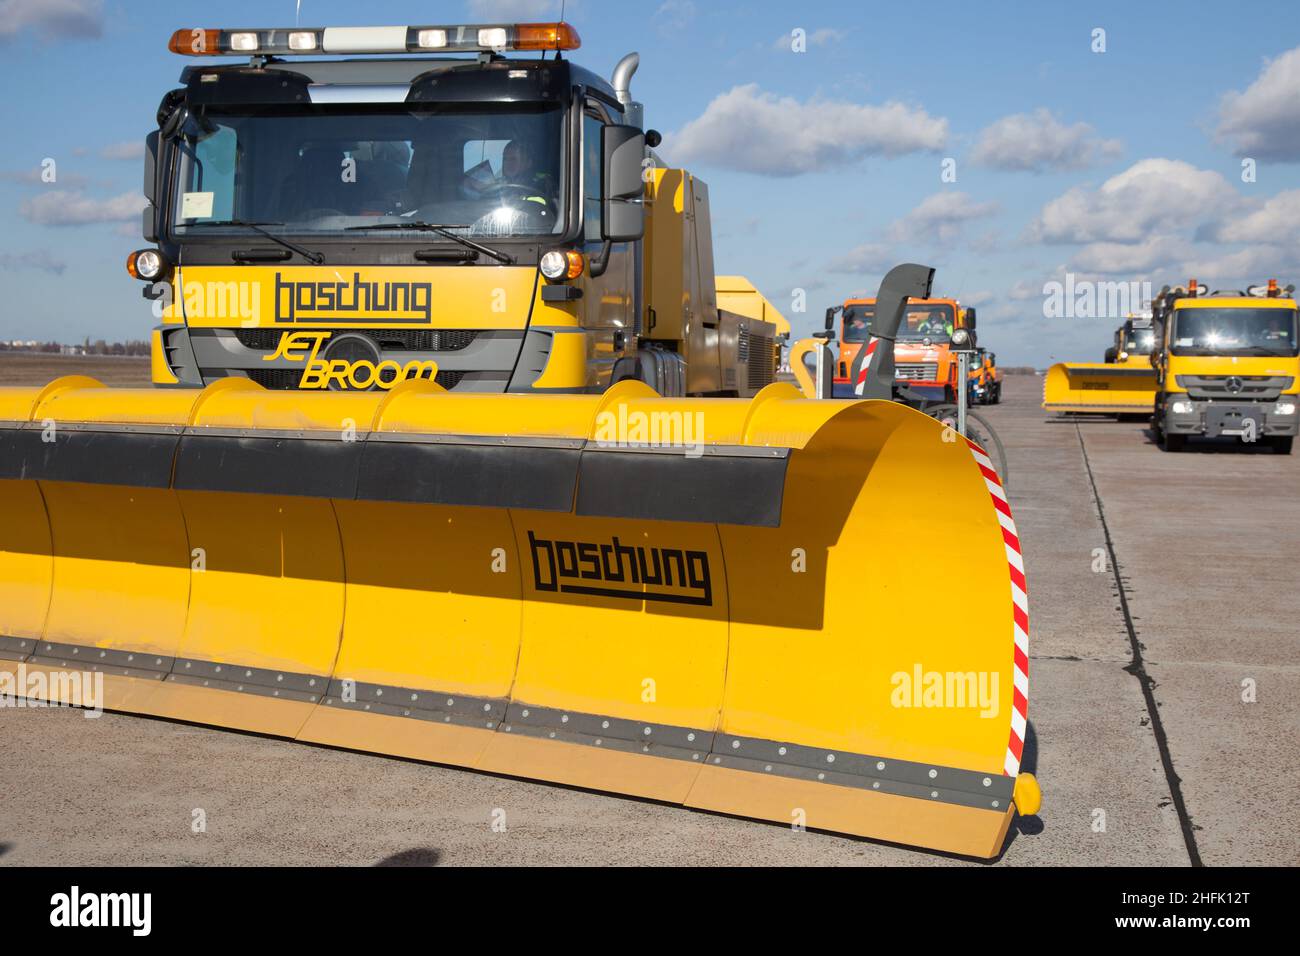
1042 361 1157 415
0 375 1037 858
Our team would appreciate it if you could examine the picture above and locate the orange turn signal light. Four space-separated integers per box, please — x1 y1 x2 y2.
563 250 585 280
515 23 581 50
169 28 221 55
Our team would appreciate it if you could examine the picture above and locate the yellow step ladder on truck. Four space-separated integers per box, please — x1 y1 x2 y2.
0 22 1038 857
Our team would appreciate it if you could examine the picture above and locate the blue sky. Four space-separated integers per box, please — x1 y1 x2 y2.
1 0 1298 365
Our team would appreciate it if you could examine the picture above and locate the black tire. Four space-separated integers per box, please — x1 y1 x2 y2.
923 403 1010 487
1161 431 1187 452
1268 435 1294 455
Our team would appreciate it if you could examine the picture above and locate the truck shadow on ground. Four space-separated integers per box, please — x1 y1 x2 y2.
1013 722 1044 838
1140 427 1286 453
374 848 442 867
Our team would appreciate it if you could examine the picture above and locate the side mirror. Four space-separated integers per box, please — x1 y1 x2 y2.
824 306 839 331
963 306 977 330
602 124 645 243
143 131 160 243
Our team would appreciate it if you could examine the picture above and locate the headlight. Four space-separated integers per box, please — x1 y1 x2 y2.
950 329 970 347
1171 400 1195 415
539 249 583 281
128 248 169 281
1274 401 1297 416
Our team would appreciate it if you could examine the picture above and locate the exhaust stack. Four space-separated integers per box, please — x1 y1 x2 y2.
611 52 643 129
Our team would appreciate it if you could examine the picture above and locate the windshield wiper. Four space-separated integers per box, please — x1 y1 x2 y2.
346 222 514 265
192 220 324 265
1226 345 1291 355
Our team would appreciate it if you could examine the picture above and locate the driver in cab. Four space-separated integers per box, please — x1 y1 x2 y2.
464 139 556 212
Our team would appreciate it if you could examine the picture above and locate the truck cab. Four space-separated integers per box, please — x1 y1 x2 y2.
969 347 1002 405
1152 279 1298 453
1104 315 1157 366
832 296 972 403
132 21 782 395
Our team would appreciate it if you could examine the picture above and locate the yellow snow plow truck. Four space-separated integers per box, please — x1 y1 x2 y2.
0 21 1038 857
1042 314 1158 416
1151 279 1298 453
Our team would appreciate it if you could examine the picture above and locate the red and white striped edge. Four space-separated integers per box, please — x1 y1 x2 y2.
963 435 1029 777
852 337 879 396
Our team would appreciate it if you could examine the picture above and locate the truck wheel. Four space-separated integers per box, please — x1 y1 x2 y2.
1161 431 1187 452
1268 436 1294 455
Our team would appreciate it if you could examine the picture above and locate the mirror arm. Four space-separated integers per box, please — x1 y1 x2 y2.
588 240 613 278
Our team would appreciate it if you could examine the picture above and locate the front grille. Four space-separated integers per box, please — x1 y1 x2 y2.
233 329 480 352
747 332 775 390
243 367 461 390
1176 374 1292 401
895 362 939 381
244 369 304 390
737 327 750 363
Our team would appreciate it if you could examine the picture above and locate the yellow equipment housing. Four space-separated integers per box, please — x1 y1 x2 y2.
1042 317 1158 415
0 364 1037 857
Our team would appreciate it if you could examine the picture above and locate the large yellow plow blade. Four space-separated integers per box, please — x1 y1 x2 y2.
0 376 1036 857
1042 361 1157 415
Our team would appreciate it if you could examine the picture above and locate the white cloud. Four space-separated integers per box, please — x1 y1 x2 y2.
1069 236 1194 275
19 190 146 226
0 168 89 187
828 242 896 274
970 108 1122 172
0 249 66 274
655 0 696 34
100 141 144 161
1008 279 1040 301
772 27 846 51
1027 159 1238 244
886 191 999 244
0 0 101 39
1173 245 1300 285
1202 189 1300 245
1216 45 1300 161
667 84 947 176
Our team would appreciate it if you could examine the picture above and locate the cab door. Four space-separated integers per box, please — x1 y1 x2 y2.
580 100 635 388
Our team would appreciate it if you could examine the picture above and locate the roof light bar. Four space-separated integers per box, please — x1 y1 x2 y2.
168 22 580 57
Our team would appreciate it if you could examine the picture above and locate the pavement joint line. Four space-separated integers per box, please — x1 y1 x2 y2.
1075 422 1203 867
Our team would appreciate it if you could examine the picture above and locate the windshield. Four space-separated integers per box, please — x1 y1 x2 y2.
842 305 873 342
170 103 566 239
1171 308 1298 356
898 304 955 341
842 303 956 342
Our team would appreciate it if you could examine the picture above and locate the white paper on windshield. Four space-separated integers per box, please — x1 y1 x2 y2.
181 192 214 219
1175 338 1195 346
